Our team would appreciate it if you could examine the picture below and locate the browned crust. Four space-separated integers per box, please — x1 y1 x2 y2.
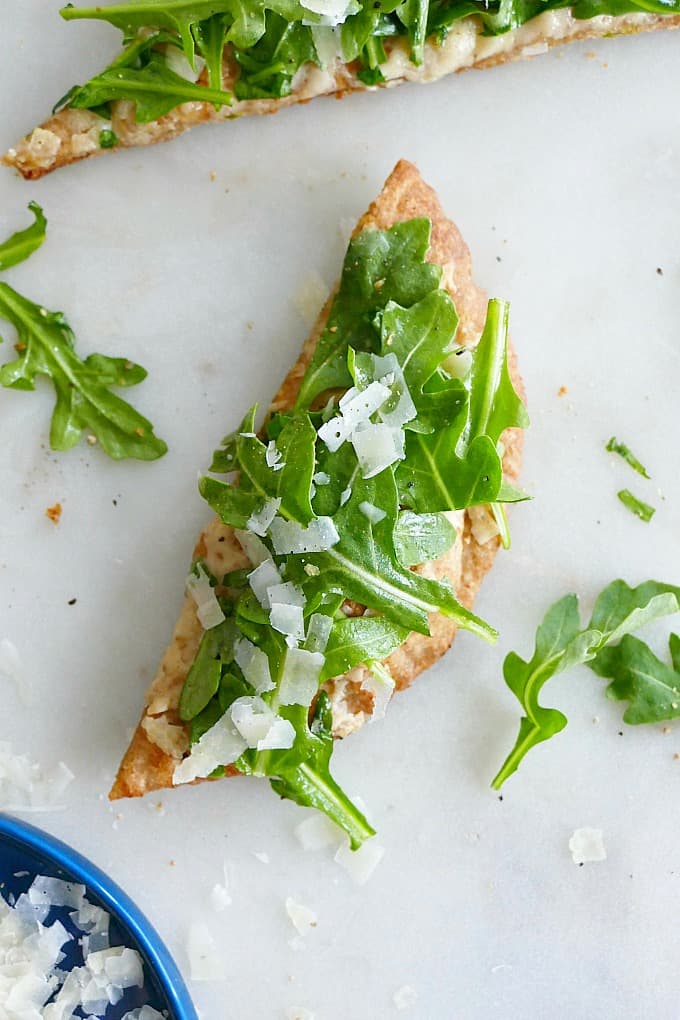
5 13 680 180
110 159 524 799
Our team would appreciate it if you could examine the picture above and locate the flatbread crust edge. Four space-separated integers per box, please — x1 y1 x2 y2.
110 159 525 800
5 10 680 180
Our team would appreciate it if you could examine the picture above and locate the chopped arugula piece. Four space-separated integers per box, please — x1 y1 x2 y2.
493 580 680 789
179 217 526 844
618 488 655 522
606 436 650 478
0 204 46 272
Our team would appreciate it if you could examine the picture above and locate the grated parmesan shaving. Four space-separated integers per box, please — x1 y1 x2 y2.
270 517 339 555
334 838 385 885
185 564 225 630
284 898 317 936
0 742 73 813
568 828 607 864
186 922 225 981
247 497 281 536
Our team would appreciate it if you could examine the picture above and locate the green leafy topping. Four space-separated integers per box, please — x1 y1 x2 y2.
493 580 680 789
57 0 680 118
178 218 526 844
0 204 46 272
606 436 650 478
618 488 655 522
592 635 680 725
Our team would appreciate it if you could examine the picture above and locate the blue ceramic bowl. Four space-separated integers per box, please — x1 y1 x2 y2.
0 813 198 1020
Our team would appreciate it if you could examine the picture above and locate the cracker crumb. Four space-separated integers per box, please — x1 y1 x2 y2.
663 726 672 735
86 434 97 446
210 170 216 181
557 386 568 397
45 502 62 525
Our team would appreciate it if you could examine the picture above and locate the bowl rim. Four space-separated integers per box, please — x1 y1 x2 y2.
0 811 199 1020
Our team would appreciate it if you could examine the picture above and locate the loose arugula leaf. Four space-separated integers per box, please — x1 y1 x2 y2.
295 219 441 410
605 436 650 479
234 14 318 99
493 581 680 789
618 488 655 522
393 510 456 567
0 204 47 272
269 692 376 849
593 635 680 725
0 284 167 460
68 53 232 122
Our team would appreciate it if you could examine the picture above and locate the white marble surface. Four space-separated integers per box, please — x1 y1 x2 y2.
1 6 680 1018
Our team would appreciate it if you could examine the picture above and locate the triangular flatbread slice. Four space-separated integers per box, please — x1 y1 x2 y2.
111 159 524 801
4 6 679 179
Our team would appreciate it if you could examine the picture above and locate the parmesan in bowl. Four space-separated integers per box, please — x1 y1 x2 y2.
0 814 197 1019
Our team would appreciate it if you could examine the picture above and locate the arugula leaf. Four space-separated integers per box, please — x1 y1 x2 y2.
397 298 528 511
322 616 409 679
68 53 232 122
0 204 47 272
61 1 233 65
178 619 236 721
393 510 456 567
493 581 680 789
592 635 680 725
0 284 167 460
606 436 650 479
295 219 441 410
269 692 375 849
618 488 655 523
302 465 495 639
234 13 318 98
194 12 230 88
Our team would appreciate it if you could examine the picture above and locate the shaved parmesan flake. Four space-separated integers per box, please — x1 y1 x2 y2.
358 501 386 525
186 564 225 631
339 486 352 507
247 497 281 536
301 0 355 24
279 648 324 706
173 714 247 785
267 582 306 608
142 716 189 758
0 638 34 706
285 897 317 936
234 638 274 694
270 516 339 555
235 529 271 566
270 603 305 646
248 558 282 609
317 415 351 452
568 828 607 864
371 353 417 429
265 441 285 472
295 813 344 852
393 985 418 1011
0 742 73 812
334 838 385 885
187 922 225 981
351 421 404 478
230 697 295 750
285 1008 316 1020
312 471 330 486
305 613 333 654
257 716 296 750
339 381 391 429
122 1008 166 1020
360 665 395 722
210 862 231 912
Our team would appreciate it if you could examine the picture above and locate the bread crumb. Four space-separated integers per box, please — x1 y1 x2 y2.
557 386 568 397
45 502 62 525
86 434 97 446
210 170 216 181
663 726 672 735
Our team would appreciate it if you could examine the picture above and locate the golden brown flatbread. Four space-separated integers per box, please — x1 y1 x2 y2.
5 11 680 180
110 159 524 800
